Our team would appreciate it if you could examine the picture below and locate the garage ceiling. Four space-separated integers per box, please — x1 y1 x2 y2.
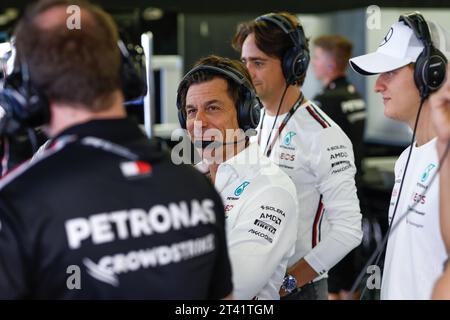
1 0 449 14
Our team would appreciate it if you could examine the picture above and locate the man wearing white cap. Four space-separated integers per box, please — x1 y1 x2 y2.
350 12 450 299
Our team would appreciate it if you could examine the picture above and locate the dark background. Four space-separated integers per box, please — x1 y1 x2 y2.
2 0 450 14
2 1 450 60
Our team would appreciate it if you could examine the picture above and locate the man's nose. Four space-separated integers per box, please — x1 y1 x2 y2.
194 108 208 125
245 62 256 79
374 74 386 93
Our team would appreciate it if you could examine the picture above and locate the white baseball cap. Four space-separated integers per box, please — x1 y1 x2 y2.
350 19 450 75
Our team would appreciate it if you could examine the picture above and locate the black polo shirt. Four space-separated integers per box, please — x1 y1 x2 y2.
314 76 366 176
0 118 232 299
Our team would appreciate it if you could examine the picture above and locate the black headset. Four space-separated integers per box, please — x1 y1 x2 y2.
0 59 49 136
399 12 447 99
0 40 147 136
255 13 310 85
176 64 261 132
118 39 147 103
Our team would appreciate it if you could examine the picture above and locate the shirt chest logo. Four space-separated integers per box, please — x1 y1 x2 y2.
234 181 250 197
420 163 436 183
283 131 296 146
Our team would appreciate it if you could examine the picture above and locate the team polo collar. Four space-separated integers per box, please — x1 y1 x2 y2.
219 142 262 177
53 117 146 145
196 142 267 189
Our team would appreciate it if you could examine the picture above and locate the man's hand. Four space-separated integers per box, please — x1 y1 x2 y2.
432 263 450 300
430 67 450 155
430 65 450 254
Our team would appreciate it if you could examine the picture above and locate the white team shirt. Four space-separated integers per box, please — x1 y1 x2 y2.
257 100 362 280
196 142 298 299
381 138 447 299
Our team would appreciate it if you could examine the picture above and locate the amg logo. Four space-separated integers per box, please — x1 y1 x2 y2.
254 219 276 234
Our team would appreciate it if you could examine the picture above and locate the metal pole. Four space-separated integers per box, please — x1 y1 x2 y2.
141 31 155 138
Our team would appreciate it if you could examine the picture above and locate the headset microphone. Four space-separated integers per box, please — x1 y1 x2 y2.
194 137 248 149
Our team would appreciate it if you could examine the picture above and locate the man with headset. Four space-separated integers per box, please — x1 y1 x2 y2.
0 0 232 299
233 12 363 299
350 12 450 299
176 55 298 299
430 67 450 299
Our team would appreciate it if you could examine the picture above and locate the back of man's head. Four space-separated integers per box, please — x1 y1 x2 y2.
314 35 353 73
14 0 121 111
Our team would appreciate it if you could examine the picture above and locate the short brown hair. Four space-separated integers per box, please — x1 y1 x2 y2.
177 55 254 116
314 35 353 73
232 12 309 86
14 0 121 111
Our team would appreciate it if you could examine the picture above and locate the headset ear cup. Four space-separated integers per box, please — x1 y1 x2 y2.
176 81 187 129
18 75 50 127
237 90 261 131
282 48 296 85
282 45 309 85
0 71 50 135
295 49 310 80
24 88 50 128
236 93 248 131
414 50 429 97
414 49 447 97
424 51 447 92
250 99 261 129
120 51 147 101
0 89 25 135
121 60 146 101
237 91 250 131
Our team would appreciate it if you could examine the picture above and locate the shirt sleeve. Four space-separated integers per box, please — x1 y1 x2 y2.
303 127 363 274
227 186 297 299
0 197 29 299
